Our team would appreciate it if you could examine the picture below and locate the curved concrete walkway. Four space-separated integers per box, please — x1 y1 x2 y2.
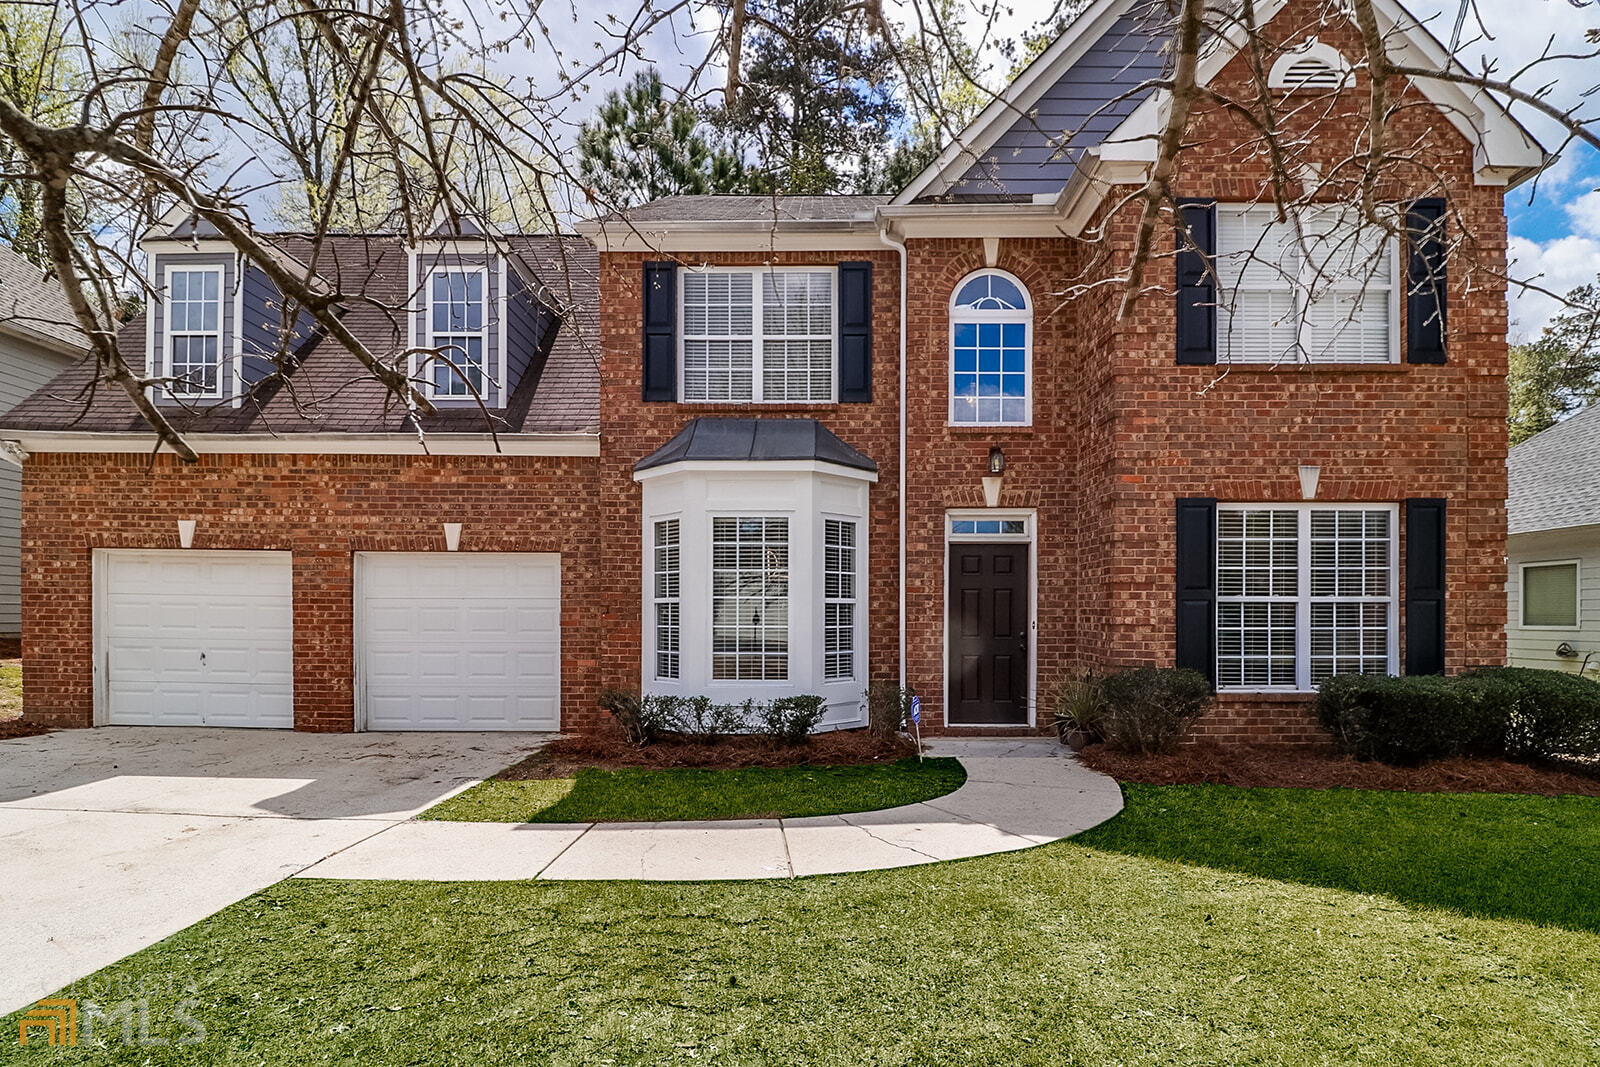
295 738 1124 882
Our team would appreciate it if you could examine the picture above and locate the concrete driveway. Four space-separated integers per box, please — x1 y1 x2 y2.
0 727 545 1012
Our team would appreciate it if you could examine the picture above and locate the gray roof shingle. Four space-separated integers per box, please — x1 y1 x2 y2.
0 244 92 355
0 233 598 436
1508 405 1600 534
596 195 888 226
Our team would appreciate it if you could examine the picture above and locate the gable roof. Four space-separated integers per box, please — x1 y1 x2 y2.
898 0 1548 206
1508 406 1600 536
0 244 92 357
894 0 1168 204
0 234 599 439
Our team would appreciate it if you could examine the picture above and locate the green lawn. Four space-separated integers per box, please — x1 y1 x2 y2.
9 784 1599 1064
421 757 967 822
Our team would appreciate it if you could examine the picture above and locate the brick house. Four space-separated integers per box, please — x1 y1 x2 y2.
0 0 1547 740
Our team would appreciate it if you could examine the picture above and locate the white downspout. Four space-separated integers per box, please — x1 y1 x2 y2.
878 224 909 690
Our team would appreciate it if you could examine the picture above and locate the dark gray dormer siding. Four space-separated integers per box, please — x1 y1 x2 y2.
503 266 555 393
240 262 317 386
412 249 502 407
149 251 236 403
953 10 1167 197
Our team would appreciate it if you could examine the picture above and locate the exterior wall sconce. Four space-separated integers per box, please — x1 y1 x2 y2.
176 519 196 549
443 523 463 551
983 447 1005 508
1299 464 1321 501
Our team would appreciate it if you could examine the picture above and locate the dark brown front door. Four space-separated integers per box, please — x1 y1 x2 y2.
947 543 1029 724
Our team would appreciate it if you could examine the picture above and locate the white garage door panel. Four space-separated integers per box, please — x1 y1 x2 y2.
98 551 294 728
357 553 561 731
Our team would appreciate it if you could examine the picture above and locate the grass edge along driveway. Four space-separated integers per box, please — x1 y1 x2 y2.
8 782 1599 1064
420 756 967 822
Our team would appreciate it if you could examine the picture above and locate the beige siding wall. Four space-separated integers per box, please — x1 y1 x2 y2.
1506 524 1600 679
0 334 78 637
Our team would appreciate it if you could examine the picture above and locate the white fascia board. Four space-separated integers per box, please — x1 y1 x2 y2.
875 202 1073 239
891 0 1138 205
0 322 90 359
4 430 601 457
575 221 886 254
632 459 879 484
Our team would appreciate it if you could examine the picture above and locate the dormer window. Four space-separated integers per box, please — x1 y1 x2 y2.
166 266 223 397
428 268 489 397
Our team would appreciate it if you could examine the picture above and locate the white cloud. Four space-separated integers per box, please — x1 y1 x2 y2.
1566 189 1600 240
1507 232 1600 340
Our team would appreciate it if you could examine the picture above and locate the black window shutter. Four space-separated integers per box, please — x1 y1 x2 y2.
1405 199 1448 364
1404 498 1447 675
837 261 873 402
1176 199 1217 365
642 261 676 402
1175 497 1218 685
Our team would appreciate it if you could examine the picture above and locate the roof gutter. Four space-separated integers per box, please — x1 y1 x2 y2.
0 430 601 458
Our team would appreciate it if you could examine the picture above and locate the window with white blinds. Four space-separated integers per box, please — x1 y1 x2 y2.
681 268 835 402
653 519 681 680
1215 504 1397 690
1215 205 1398 365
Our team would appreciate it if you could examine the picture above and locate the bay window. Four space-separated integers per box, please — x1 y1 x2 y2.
711 517 790 681
1216 204 1397 365
1216 503 1397 690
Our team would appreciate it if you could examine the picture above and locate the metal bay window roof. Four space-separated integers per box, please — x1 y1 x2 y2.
635 417 877 474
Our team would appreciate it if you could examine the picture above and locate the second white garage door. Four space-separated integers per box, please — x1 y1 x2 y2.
356 553 561 731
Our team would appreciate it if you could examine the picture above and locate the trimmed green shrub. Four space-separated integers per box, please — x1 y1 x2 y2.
1096 667 1213 755
1315 667 1600 765
760 695 828 744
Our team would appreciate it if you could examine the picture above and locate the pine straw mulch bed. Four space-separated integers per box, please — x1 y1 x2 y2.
497 730 919 781
0 719 51 740
1077 742 1600 797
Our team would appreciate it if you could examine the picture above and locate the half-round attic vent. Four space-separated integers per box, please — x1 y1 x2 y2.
1268 39 1351 91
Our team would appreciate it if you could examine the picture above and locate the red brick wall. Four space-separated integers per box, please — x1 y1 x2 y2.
593 250 905 705
21 452 604 731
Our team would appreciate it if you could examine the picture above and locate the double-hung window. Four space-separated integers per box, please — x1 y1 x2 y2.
681 269 835 402
1215 504 1397 690
711 517 789 680
823 520 857 681
653 519 681 679
950 270 1031 424
428 269 488 397
1216 204 1397 365
166 267 223 397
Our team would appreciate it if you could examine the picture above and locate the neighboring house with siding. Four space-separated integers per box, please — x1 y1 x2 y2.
1506 406 1600 680
0 0 1550 740
0 246 88 640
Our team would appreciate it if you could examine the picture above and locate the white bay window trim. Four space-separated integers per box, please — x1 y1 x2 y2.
1215 204 1400 366
637 460 872 728
678 266 839 404
1215 502 1399 693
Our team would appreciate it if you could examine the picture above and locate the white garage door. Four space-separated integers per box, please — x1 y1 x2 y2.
356 553 561 731
97 551 294 727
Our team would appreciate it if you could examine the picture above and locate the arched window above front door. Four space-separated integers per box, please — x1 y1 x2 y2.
950 269 1031 425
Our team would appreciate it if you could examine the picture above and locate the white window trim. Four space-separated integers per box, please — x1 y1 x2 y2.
948 268 1033 427
1216 204 1400 367
162 264 227 400
1215 502 1400 694
677 265 839 404
652 516 683 680
424 266 492 402
941 507 1038 727
708 513 793 684
1519 559 1582 630
821 515 858 683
